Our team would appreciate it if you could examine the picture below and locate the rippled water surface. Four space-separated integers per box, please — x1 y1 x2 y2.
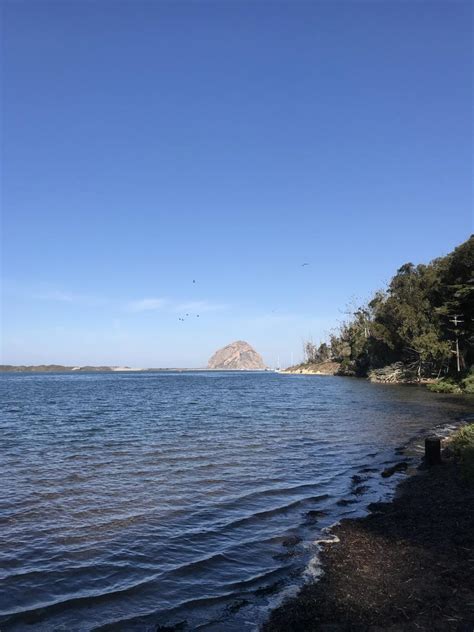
1 371 472 631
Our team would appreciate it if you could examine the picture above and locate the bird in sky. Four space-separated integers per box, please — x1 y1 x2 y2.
301 263 310 267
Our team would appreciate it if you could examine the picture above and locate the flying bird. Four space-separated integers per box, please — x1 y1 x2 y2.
301 263 310 267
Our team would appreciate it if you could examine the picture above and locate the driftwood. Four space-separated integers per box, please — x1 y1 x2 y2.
368 362 418 384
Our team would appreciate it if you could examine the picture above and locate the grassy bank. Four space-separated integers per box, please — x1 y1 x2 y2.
262 424 474 632
427 370 474 395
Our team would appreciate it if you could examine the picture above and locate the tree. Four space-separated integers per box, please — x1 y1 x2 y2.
301 236 473 379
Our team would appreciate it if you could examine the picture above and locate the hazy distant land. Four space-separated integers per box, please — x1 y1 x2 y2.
1 340 268 373
0 365 152 373
0 365 240 373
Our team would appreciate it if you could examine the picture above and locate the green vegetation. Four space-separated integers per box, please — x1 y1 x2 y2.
451 423 474 482
306 236 474 386
427 369 474 394
427 378 463 394
461 372 474 394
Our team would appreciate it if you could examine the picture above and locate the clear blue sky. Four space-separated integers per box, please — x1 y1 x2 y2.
1 0 472 367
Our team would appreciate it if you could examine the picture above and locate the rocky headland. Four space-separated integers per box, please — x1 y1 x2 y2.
207 340 266 370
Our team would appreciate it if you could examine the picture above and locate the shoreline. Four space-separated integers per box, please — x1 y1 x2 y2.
281 361 340 376
262 424 474 632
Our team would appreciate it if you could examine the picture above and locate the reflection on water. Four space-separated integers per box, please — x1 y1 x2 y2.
0 371 472 631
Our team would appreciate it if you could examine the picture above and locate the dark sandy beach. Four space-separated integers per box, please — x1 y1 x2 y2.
263 440 474 632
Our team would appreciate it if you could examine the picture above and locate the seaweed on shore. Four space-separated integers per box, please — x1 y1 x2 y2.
262 452 474 632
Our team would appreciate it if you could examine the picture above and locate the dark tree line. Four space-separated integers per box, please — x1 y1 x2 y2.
309 236 473 379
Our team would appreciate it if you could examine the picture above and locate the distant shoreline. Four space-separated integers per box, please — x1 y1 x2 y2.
0 365 273 373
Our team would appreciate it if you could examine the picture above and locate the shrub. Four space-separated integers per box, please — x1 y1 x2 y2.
337 359 357 377
451 424 474 482
461 370 474 395
427 378 462 394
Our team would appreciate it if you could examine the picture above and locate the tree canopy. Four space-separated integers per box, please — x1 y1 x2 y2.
321 236 474 378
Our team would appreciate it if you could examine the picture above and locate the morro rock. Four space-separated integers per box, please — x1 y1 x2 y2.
207 340 266 370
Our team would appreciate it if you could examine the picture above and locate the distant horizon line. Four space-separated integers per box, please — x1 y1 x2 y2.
0 364 274 372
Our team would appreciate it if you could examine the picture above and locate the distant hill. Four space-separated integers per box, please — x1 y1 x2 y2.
207 341 266 370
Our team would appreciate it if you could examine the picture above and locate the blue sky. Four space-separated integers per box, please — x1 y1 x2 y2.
1 1 472 367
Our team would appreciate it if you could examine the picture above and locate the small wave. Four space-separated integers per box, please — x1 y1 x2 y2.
221 494 330 530
91 565 293 632
0 574 156 626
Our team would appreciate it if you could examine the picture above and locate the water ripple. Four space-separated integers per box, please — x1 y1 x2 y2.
1 371 472 631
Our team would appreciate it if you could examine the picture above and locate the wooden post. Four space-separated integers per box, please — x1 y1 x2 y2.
425 436 441 466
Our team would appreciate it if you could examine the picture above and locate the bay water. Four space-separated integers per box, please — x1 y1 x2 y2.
1 371 472 631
